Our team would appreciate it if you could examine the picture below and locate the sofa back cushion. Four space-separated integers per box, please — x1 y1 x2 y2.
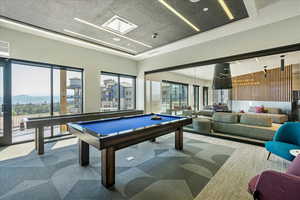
264 107 281 114
255 106 264 113
213 112 239 123
240 114 272 127
287 155 300 176
248 106 256 113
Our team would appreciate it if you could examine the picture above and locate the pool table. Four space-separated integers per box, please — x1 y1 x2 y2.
68 113 192 188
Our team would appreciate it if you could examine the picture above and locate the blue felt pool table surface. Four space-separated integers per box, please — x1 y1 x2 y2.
71 114 185 136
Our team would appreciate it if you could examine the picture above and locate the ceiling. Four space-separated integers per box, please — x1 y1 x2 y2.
0 0 248 55
172 50 300 80
255 0 280 10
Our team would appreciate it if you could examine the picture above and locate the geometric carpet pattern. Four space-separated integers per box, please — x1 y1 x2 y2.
0 134 235 200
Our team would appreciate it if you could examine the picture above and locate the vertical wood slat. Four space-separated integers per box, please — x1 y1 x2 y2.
232 66 293 102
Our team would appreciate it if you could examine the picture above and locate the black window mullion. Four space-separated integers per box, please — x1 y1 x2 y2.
118 75 121 110
50 67 54 137
50 67 54 116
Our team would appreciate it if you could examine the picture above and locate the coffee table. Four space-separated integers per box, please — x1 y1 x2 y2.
290 149 300 157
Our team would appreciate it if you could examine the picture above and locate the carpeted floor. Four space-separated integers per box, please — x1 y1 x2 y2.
0 134 235 200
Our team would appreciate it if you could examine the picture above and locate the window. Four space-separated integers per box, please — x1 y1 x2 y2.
10 60 83 143
161 81 189 114
203 86 209 106
53 69 83 116
100 72 136 111
193 85 200 110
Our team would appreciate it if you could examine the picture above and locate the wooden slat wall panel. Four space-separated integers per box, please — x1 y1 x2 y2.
232 65 293 102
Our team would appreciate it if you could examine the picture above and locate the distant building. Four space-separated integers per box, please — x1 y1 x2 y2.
101 78 134 111
67 77 82 113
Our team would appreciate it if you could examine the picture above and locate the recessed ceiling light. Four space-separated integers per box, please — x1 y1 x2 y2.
190 0 200 2
102 15 138 35
113 37 121 41
203 8 209 12
64 29 137 54
218 0 234 20
74 18 152 48
158 0 200 32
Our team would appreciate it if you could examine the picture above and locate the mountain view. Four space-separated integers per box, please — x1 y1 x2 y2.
0 95 60 104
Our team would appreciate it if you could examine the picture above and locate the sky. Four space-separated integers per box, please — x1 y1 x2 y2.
9 63 82 96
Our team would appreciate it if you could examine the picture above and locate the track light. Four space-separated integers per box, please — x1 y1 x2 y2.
280 55 285 71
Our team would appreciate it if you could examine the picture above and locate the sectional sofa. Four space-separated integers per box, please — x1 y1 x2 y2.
212 112 279 141
247 106 288 124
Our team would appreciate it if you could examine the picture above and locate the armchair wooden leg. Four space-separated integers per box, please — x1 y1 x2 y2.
267 152 271 160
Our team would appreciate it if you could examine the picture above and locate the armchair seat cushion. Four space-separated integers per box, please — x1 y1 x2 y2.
248 174 260 194
265 141 300 161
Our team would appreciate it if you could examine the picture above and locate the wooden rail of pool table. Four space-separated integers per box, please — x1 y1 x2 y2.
68 116 192 188
24 110 144 155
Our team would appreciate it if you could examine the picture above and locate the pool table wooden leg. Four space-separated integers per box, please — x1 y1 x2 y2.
79 140 89 166
101 147 115 188
175 128 183 150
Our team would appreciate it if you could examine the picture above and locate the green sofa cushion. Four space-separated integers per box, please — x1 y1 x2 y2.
240 114 272 127
213 112 239 123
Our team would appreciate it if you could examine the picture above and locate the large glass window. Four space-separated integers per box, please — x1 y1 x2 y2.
53 69 83 116
120 76 135 110
161 81 189 114
53 68 83 136
12 63 51 143
100 72 136 111
11 61 83 143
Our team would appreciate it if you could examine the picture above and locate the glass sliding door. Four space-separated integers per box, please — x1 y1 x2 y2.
0 59 84 145
161 81 189 115
52 68 83 136
11 62 51 143
161 81 171 114
181 84 188 108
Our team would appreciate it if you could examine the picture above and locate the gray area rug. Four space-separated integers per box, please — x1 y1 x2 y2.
0 134 235 200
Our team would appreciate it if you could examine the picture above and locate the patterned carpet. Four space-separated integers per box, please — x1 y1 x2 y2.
0 134 235 200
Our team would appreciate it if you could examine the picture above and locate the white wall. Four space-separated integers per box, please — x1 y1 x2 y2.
0 27 138 112
136 15 300 110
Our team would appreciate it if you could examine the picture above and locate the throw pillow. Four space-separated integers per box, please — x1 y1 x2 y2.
255 106 264 113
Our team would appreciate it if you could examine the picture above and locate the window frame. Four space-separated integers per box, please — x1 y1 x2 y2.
0 57 84 144
193 85 200 110
100 71 136 111
203 86 209 106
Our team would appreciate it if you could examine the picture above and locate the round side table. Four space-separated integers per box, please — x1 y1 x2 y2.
290 149 300 157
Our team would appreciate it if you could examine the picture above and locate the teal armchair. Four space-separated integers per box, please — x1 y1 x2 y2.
265 122 300 161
